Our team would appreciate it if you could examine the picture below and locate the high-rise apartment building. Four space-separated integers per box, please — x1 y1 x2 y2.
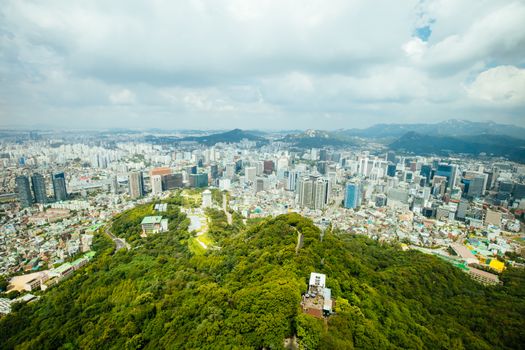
110 175 119 194
255 178 265 193
276 157 289 172
313 177 329 210
297 176 329 210
245 167 257 182
151 175 163 195
286 170 300 191
31 173 47 204
52 172 68 202
16 175 33 208
128 171 145 198
297 176 314 208
225 163 236 179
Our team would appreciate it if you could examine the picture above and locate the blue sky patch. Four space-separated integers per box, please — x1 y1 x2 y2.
415 25 432 41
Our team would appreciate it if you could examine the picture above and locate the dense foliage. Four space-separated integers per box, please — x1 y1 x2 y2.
1 198 524 349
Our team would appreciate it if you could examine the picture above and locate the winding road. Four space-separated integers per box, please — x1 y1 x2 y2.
104 226 131 252
222 193 233 225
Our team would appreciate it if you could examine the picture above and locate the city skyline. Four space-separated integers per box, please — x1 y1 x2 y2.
1 0 525 130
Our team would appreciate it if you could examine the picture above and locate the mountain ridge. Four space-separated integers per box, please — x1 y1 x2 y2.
180 128 267 145
339 119 525 139
389 131 525 162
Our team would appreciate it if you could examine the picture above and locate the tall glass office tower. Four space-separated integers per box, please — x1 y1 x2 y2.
344 182 361 209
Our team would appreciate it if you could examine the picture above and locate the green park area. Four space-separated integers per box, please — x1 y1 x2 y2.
1 192 524 349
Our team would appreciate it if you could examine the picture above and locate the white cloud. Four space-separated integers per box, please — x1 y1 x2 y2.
109 89 136 105
1 0 524 129
419 1 525 70
467 66 525 105
402 37 427 61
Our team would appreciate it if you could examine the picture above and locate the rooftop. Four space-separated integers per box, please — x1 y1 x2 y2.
309 272 326 288
141 216 163 224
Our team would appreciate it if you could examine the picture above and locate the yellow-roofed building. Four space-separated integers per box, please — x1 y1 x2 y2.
489 259 505 273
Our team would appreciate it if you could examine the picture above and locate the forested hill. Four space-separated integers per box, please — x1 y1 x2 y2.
1 199 524 349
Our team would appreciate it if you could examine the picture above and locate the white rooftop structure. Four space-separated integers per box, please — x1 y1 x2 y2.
309 272 326 289
202 189 212 208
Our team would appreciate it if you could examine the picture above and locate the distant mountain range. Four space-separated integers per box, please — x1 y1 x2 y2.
390 131 525 162
140 120 525 162
280 129 358 148
180 128 267 146
338 119 525 140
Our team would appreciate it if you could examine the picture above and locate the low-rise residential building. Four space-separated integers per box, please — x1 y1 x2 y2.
140 216 168 236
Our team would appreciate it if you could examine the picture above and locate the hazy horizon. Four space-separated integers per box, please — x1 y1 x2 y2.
1 1 524 130
1 118 525 133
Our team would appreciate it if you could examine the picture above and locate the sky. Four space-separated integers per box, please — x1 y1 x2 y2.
0 0 524 130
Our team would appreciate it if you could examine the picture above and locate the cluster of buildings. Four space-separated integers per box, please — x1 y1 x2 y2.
15 172 68 208
10 251 96 293
301 272 333 318
1 130 524 290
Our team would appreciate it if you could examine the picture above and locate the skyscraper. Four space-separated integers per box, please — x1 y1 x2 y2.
255 178 265 193
151 175 163 195
297 176 329 210
387 163 397 177
16 175 33 208
162 173 183 190
185 165 198 176
317 161 328 175
286 170 299 191
313 177 329 210
110 175 119 194
344 182 361 209
263 160 274 175
128 171 145 198
420 165 431 183
319 149 329 161
245 166 257 182
297 176 314 208
225 163 236 179
189 173 208 188
513 183 525 200
436 163 457 191
462 174 485 199
31 173 47 204
210 164 219 179
386 151 396 163
52 172 68 202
